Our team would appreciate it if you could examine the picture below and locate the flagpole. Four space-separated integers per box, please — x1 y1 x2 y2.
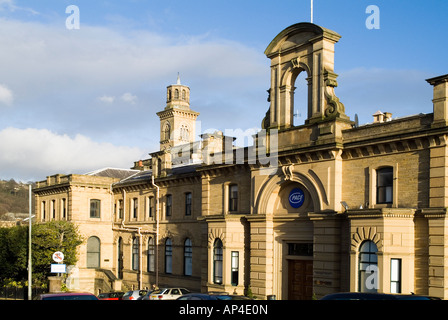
311 0 314 23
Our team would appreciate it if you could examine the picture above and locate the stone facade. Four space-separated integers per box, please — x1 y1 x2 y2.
33 22 448 299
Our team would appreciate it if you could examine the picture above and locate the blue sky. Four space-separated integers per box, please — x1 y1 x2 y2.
0 0 447 181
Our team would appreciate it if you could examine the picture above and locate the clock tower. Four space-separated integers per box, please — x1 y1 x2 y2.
157 75 200 151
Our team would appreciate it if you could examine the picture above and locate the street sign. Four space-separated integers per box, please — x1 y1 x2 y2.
52 251 64 263
51 264 67 273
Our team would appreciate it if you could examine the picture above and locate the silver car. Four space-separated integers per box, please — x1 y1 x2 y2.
122 289 149 300
149 288 190 300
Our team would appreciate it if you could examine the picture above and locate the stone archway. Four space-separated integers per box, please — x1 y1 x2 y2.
254 167 327 215
264 22 348 129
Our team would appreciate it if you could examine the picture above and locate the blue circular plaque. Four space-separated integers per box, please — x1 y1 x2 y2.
289 188 305 208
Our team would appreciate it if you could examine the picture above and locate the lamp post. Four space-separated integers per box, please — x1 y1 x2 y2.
27 185 32 300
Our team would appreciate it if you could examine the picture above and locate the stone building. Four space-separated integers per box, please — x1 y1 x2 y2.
33 22 448 299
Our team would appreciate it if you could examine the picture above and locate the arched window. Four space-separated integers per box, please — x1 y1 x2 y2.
174 89 179 99
163 122 171 141
213 239 223 284
165 238 172 274
117 237 123 279
184 238 192 276
358 241 378 292
292 70 309 126
147 237 155 272
377 167 393 204
132 237 139 271
87 236 101 268
182 89 186 100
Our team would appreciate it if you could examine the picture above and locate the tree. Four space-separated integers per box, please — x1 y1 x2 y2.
0 220 83 287
31 221 84 284
0 226 28 282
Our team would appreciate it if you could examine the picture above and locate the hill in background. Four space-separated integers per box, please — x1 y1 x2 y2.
0 179 34 219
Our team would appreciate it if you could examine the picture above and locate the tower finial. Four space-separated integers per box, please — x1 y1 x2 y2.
177 72 181 85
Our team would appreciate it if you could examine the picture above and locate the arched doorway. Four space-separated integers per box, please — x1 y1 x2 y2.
254 171 325 300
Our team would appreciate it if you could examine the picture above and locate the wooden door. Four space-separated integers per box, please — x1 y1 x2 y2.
288 260 313 300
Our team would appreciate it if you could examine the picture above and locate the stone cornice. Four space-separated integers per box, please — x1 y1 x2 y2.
345 208 416 219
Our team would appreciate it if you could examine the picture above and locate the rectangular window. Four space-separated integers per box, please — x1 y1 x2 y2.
147 238 155 272
118 200 123 219
185 192 192 216
166 195 172 217
133 198 138 219
51 200 56 219
132 238 139 271
229 185 238 212
148 196 153 218
62 198 66 219
390 258 402 293
90 199 101 218
231 251 239 286
184 239 193 276
165 239 173 274
41 201 46 221
377 167 393 204
288 243 313 256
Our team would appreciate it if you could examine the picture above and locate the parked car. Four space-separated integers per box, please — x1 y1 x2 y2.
320 292 441 300
215 295 253 300
138 290 154 300
177 293 253 300
35 292 99 300
149 288 190 300
97 291 125 300
390 294 441 300
122 289 149 300
177 293 220 300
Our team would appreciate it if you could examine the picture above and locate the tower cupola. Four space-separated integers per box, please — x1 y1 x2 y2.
157 75 199 150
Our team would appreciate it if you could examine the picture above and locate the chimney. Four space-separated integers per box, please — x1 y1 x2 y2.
426 74 448 128
373 110 384 123
373 110 393 123
383 112 392 121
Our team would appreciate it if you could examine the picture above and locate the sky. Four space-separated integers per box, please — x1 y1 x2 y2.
0 0 447 182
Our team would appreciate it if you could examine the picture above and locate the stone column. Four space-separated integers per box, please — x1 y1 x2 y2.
429 136 448 208
423 210 448 299
246 215 274 299
48 276 63 293
310 213 344 298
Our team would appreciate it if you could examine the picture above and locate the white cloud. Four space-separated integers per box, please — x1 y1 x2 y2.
0 0 38 14
121 92 138 104
0 16 266 181
98 95 115 103
0 17 267 135
0 127 145 181
0 84 13 106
